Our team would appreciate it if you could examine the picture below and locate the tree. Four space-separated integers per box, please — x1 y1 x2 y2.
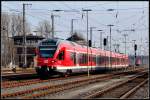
35 20 52 37
11 13 31 36
1 13 11 67
1 13 31 67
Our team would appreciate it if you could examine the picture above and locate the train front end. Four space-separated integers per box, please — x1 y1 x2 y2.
35 39 59 77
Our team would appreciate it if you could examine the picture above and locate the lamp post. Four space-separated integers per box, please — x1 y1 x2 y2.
71 19 78 35
70 19 79 41
97 30 103 49
82 9 92 77
107 24 114 69
139 44 142 65
90 27 96 47
51 13 60 39
51 10 62 39
23 3 32 68
122 34 128 55
106 8 114 69
89 27 96 71
106 36 109 50
122 29 135 55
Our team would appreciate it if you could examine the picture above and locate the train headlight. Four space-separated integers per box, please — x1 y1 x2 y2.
51 60 56 63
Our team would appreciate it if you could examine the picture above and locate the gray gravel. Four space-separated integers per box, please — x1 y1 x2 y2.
1 74 108 94
38 75 134 99
128 83 149 99
1 71 145 99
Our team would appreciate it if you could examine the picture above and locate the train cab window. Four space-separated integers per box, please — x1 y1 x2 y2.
39 46 56 58
57 50 64 60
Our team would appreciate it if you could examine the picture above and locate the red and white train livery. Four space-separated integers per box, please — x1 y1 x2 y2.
34 38 129 76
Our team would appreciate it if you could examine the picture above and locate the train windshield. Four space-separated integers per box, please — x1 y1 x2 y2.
39 46 57 58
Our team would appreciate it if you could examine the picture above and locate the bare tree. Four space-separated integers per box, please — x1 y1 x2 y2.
1 13 31 68
35 20 52 37
1 13 11 67
11 13 31 36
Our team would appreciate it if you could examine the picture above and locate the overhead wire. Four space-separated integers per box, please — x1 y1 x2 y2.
2 2 148 55
3 5 72 31
2 3 147 28
2 4 148 35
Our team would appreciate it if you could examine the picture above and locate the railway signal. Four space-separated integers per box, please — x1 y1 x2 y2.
134 44 137 65
104 38 107 68
89 40 92 47
132 40 136 67
134 44 137 51
106 36 109 50
104 38 107 46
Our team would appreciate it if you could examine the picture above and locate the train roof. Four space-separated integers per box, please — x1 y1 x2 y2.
38 38 128 58
38 38 65 46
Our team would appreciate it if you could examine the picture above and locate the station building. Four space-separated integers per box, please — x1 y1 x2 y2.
11 33 87 68
12 34 45 68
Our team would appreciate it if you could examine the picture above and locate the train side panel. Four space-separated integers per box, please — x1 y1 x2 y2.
35 39 129 76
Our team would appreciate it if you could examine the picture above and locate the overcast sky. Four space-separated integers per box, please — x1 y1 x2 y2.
2 1 149 56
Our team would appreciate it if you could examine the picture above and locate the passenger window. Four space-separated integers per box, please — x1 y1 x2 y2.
57 51 64 60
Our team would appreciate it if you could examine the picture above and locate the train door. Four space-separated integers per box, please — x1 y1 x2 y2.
70 51 76 66
76 52 79 67
73 48 76 66
57 49 65 66
96 55 98 67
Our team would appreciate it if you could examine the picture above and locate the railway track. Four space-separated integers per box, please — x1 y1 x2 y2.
83 72 148 99
2 67 145 89
1 68 34 72
2 74 86 89
1 68 35 76
2 70 36 81
1 69 146 99
1 73 123 99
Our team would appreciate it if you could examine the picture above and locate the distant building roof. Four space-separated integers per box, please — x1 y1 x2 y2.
66 33 87 45
66 33 85 41
12 34 45 40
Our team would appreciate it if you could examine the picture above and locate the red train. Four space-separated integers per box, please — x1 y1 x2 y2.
34 38 129 77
